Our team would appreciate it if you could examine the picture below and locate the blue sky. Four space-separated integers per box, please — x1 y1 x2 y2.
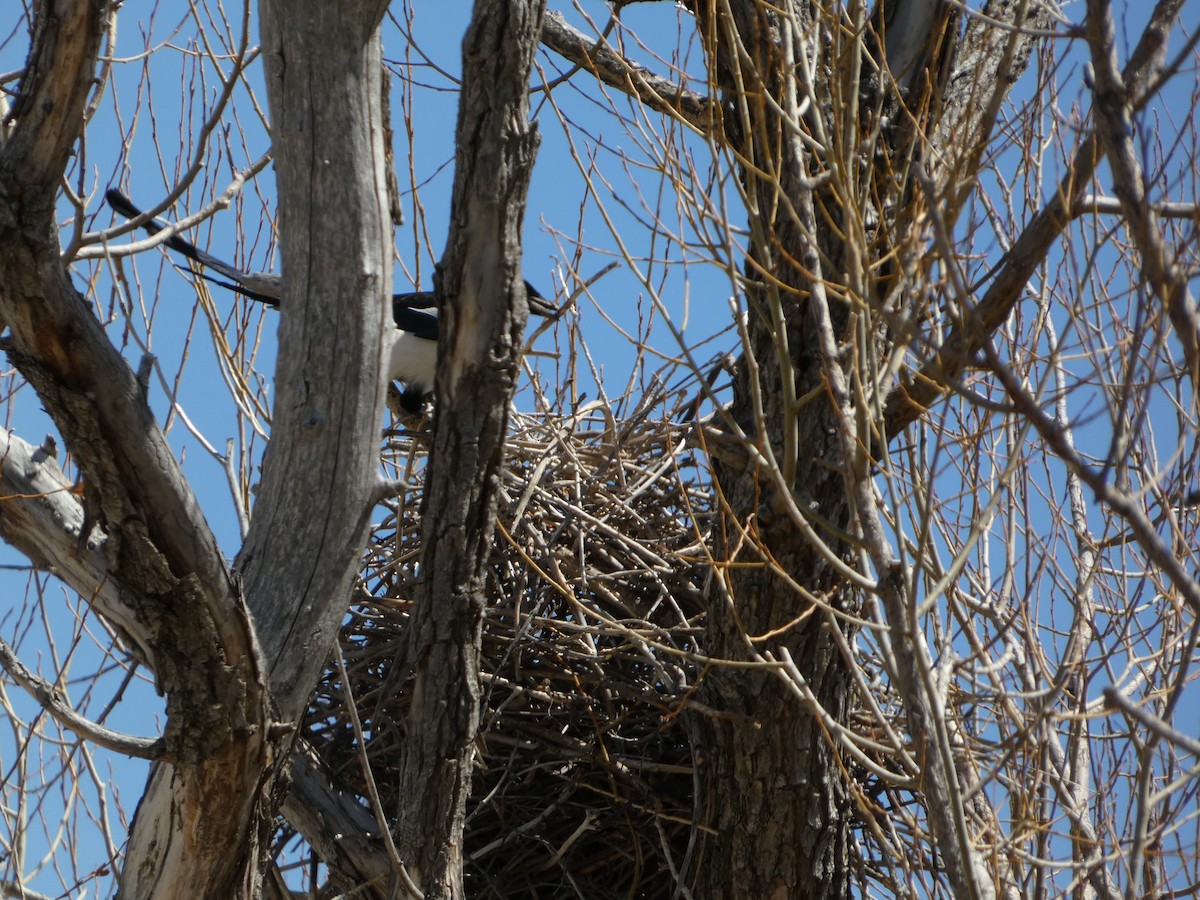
0 2 733 894
1 0 1199 895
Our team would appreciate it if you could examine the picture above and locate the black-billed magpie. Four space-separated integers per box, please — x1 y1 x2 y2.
105 189 554 412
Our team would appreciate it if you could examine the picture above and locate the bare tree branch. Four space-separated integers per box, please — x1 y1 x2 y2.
885 0 1188 438
0 429 150 659
539 11 715 134
283 748 399 899
1076 194 1200 219
980 341 1200 617
1 1 1197 896
803 161 1001 898
0 0 107 193
242 0 393 722
0 636 164 759
125 0 397 891
0 883 55 900
927 0 1050 227
0 429 388 893
1104 686 1200 758
2 4 274 897
1084 0 1200 404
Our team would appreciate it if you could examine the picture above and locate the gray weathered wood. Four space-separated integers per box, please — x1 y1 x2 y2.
240 0 393 724
0 4 276 897
0 0 398 895
0 427 394 894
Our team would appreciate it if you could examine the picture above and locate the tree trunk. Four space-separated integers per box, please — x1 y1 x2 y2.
0 4 279 898
121 1 394 895
693 0 1045 895
244 0 392 723
392 1 545 897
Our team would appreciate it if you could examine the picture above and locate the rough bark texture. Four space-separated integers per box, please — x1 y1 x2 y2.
0 428 393 894
691 1 1045 895
122 1 394 892
0 0 398 895
391 1 544 896
694 5 859 894
283 745 395 894
0 3 276 897
5 0 1176 895
539 10 716 132
241 0 393 724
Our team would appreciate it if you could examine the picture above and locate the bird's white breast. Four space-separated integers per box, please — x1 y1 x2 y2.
388 329 438 390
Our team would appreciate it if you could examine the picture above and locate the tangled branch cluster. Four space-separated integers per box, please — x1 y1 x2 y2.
306 396 711 896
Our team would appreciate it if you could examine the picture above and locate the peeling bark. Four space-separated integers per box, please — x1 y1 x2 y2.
0 0 395 895
0 4 277 897
0 429 150 659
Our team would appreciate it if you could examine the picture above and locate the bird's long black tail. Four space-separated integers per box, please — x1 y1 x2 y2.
106 190 211 266
108 189 559 318
524 280 557 318
105 189 281 307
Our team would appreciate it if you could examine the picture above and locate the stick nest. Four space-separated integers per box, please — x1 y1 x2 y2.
304 392 711 898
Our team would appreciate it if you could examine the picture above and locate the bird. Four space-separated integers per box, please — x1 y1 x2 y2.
105 189 555 412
